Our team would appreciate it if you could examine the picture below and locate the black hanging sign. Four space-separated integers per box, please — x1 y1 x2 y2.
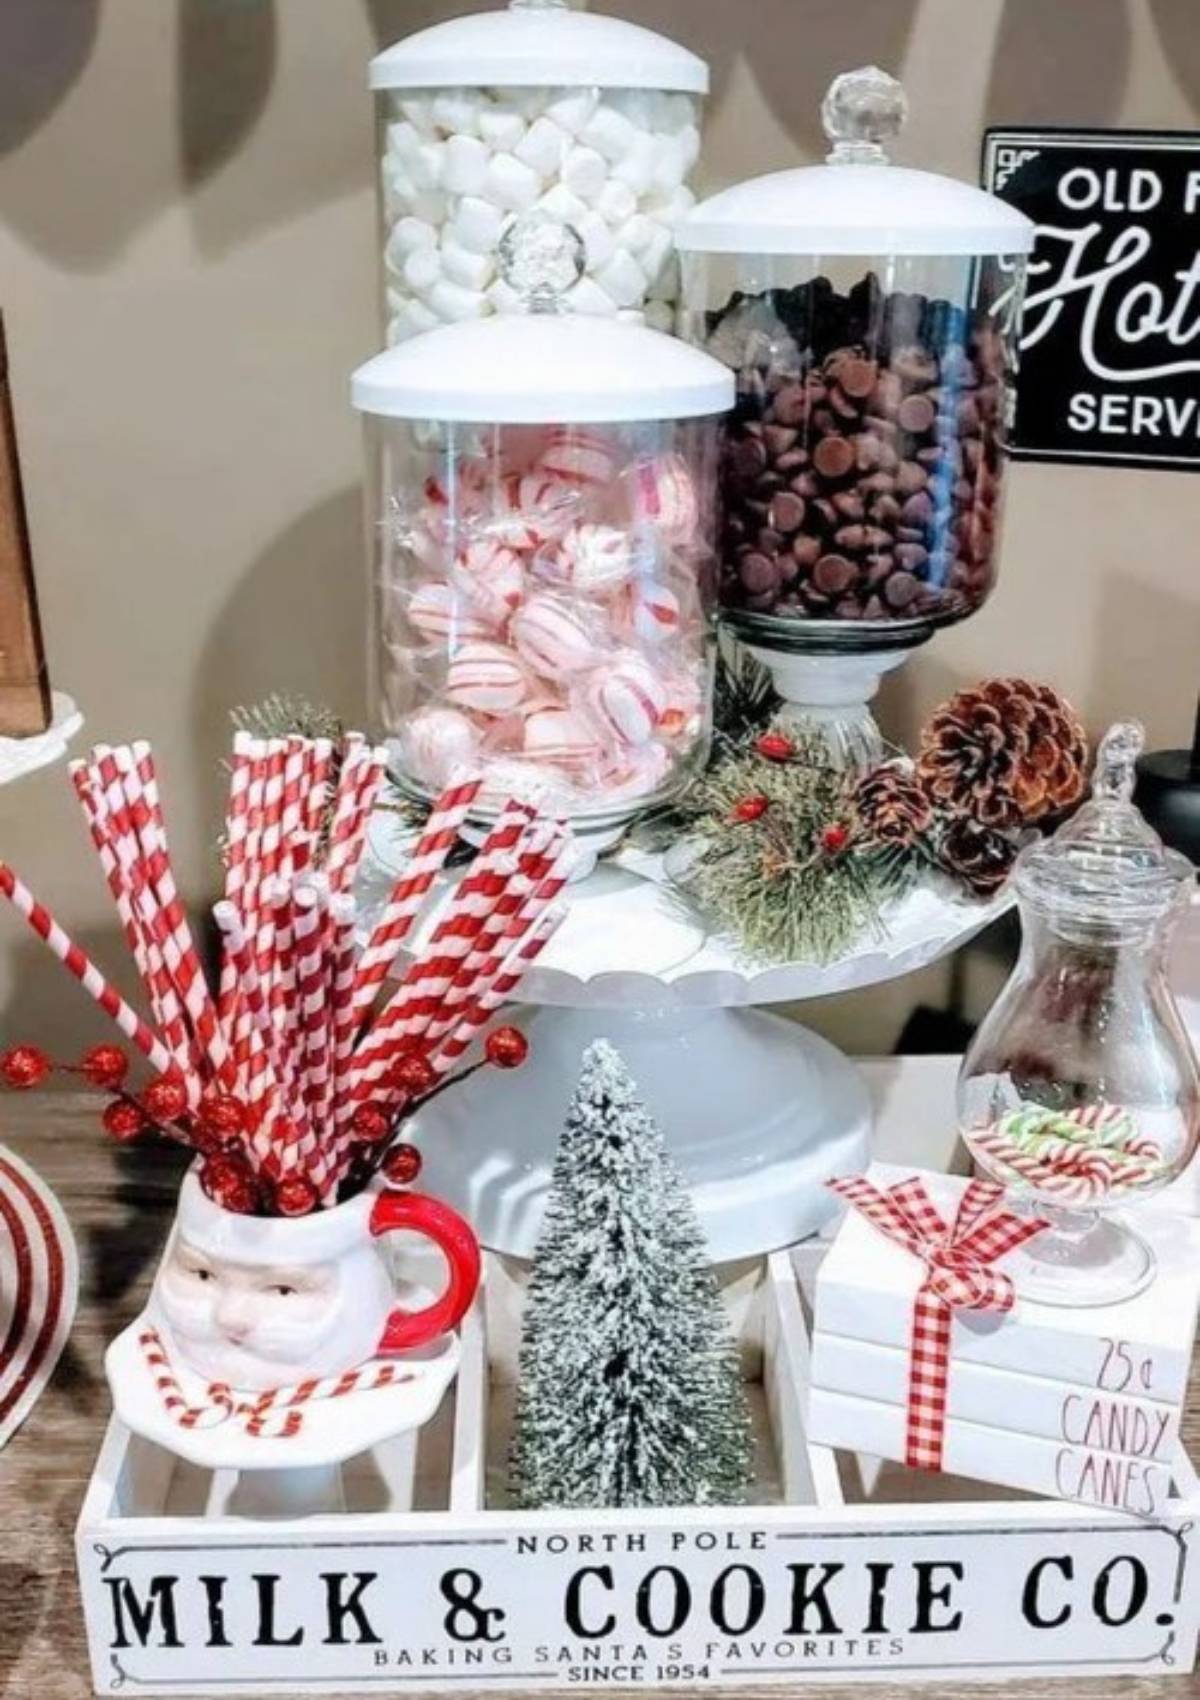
982 128 1200 471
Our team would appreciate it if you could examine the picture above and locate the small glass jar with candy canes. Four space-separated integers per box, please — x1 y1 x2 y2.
354 215 734 850
958 722 1200 1307
371 0 707 344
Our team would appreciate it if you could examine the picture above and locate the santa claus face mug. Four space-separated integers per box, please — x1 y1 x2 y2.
154 1168 481 1394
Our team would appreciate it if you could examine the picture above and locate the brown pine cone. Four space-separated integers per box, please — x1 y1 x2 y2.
917 678 1087 830
937 819 1019 896
851 762 933 849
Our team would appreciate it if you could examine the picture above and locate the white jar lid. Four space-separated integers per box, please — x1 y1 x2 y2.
370 0 708 95
678 67 1035 259
351 313 733 424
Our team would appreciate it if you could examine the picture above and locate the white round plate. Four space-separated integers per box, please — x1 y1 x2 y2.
0 692 83 787
365 808 1011 1012
412 1004 872 1262
105 1306 459 1473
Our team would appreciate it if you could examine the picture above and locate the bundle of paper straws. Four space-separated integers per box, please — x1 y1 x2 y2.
0 733 573 1211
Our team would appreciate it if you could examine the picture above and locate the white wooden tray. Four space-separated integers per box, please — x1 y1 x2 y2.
76 1249 1199 1695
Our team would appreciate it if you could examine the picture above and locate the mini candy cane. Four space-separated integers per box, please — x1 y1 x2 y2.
138 1328 235 1431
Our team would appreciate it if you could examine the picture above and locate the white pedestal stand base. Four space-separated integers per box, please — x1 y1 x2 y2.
411 1003 872 1264
745 646 912 767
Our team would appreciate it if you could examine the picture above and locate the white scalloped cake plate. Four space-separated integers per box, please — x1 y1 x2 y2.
364 807 1012 1011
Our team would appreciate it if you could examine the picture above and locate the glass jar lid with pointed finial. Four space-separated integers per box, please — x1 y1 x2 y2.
958 722 1200 1306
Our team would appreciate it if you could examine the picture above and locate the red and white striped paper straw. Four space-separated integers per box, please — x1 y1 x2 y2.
0 863 175 1075
352 769 482 1018
428 906 565 1078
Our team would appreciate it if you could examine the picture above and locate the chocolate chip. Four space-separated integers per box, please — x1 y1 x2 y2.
813 435 855 479
738 552 778 594
898 393 937 435
730 436 768 479
901 491 934 527
763 424 799 458
770 491 806 533
895 542 929 574
814 553 858 594
834 525 868 552
758 526 784 555
883 570 919 609
839 357 878 399
772 384 808 426
832 491 865 522
792 534 822 570
896 461 928 496
829 384 861 422
834 596 865 618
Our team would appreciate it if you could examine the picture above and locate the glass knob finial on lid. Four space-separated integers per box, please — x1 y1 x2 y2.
497 211 587 313
508 0 570 9
821 65 908 165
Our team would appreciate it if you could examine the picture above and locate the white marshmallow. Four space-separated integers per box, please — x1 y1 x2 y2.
453 195 506 254
640 222 675 286
565 276 620 317
616 308 647 325
397 94 436 135
614 213 656 257
510 88 550 120
441 240 494 292
385 216 437 269
478 106 527 152
581 103 639 164
432 90 483 137
537 182 588 225
515 116 568 178
664 93 698 133
593 248 647 309
408 188 448 225
386 120 423 168
415 142 445 190
428 279 488 322
442 133 489 196
403 245 442 294
483 152 541 212
561 144 608 205
679 124 702 174
389 298 440 343
644 300 675 334
545 89 600 136
596 179 637 227
577 210 615 270
651 136 688 195
612 131 657 194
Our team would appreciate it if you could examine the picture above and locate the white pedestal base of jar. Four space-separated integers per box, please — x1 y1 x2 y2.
410 1003 871 1263
743 644 913 768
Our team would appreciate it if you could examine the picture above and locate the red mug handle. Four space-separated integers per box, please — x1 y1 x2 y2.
369 1189 481 1353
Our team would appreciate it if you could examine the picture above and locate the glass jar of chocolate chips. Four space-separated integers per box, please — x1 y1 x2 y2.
676 67 1036 764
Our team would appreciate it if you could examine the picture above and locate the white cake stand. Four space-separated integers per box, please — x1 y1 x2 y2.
365 812 1009 1263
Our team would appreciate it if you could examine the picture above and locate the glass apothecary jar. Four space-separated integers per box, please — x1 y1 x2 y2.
958 724 1200 1306
676 67 1036 766
371 0 707 344
352 223 733 849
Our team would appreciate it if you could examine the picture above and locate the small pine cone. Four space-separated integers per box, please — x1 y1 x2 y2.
937 818 1019 896
851 762 933 849
917 678 1088 830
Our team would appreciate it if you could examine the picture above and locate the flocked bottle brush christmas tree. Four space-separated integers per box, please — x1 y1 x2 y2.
510 1040 753 1509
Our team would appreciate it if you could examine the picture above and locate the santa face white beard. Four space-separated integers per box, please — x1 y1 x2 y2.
156 1236 389 1393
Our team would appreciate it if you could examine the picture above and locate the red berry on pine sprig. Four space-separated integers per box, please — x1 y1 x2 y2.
820 822 850 855
756 732 795 763
198 1091 249 1141
350 1104 392 1146
391 1052 436 1098
199 1152 260 1216
485 1025 529 1070
102 1099 148 1143
141 1075 190 1125
382 1143 423 1186
81 1043 129 1089
274 1174 319 1218
0 1044 52 1090
730 794 769 824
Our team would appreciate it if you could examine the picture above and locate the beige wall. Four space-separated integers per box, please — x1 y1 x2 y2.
0 0 1197 1057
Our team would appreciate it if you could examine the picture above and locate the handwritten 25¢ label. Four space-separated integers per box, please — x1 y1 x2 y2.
983 129 1200 470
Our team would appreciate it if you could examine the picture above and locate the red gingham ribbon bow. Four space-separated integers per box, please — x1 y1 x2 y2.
828 1175 1049 1471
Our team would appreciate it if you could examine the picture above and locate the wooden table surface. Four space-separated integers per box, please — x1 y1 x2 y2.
1 1094 1197 1700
